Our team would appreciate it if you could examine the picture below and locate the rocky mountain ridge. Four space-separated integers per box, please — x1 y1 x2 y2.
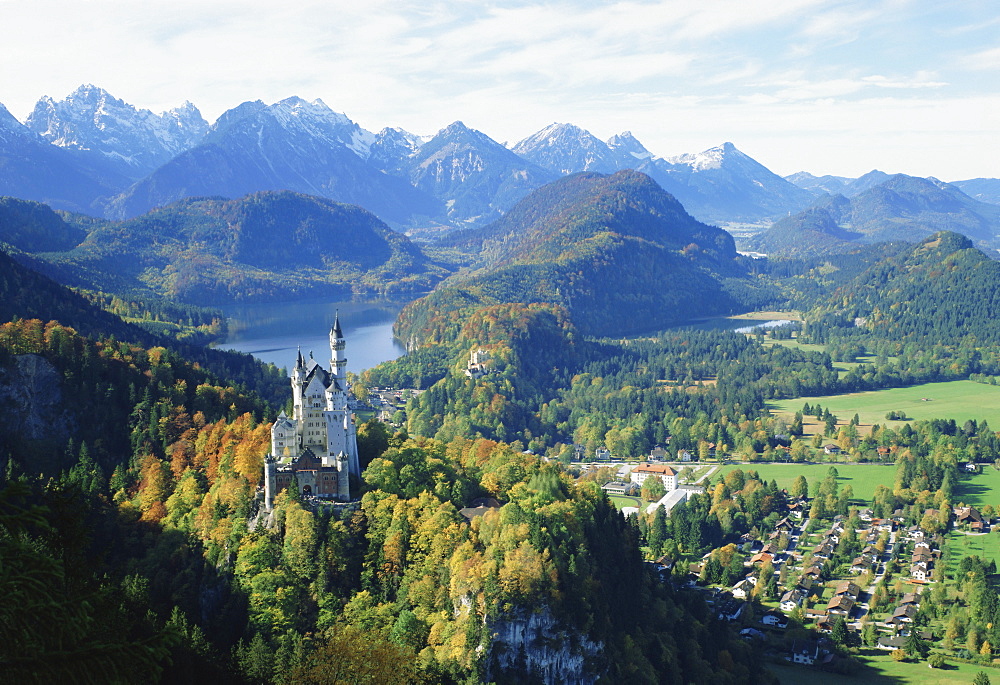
1 84 996 235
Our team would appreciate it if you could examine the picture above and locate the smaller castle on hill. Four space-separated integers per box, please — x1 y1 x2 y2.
465 347 491 379
263 314 360 509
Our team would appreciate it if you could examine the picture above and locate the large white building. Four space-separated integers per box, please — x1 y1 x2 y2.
264 315 360 509
630 464 677 491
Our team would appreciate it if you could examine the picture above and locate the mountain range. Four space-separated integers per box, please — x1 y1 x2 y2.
5 85 992 237
747 174 1000 257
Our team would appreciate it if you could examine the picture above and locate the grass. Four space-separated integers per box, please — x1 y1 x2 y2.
946 531 1000 573
954 467 1000 510
945 467 1000 572
608 494 643 511
715 463 896 502
771 654 997 684
769 380 1000 429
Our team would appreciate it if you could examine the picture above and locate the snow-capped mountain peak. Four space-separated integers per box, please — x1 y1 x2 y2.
266 97 375 158
606 131 652 161
24 84 209 177
665 142 740 171
512 122 620 174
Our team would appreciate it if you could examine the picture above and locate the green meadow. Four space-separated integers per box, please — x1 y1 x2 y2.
771 654 997 685
770 380 1000 428
714 463 896 502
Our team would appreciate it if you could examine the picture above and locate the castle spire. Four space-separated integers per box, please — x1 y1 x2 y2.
332 310 343 339
296 346 304 369
329 311 347 380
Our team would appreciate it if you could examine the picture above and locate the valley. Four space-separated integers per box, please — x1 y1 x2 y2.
3 100 1000 683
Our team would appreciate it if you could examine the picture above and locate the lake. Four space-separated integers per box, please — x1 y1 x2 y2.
214 299 407 373
670 317 794 334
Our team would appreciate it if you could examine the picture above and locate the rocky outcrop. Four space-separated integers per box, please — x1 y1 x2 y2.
0 354 73 442
486 609 603 684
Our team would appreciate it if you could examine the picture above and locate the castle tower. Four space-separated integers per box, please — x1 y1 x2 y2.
329 312 347 381
292 347 306 422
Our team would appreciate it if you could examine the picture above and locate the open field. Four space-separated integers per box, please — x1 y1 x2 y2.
608 494 642 511
955 467 1000 510
947 531 1000 573
772 654 998 684
714 463 896 502
770 380 1000 429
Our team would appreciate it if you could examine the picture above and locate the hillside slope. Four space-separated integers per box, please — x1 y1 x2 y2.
14 191 449 305
398 170 757 342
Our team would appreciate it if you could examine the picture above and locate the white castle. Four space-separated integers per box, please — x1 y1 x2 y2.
263 314 361 509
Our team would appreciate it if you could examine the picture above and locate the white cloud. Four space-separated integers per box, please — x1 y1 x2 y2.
0 0 994 178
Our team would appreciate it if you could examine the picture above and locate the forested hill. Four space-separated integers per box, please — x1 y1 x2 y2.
745 204 864 258
399 170 761 342
0 245 287 406
0 246 157 345
446 169 738 269
0 196 87 252
8 190 450 305
809 231 1000 345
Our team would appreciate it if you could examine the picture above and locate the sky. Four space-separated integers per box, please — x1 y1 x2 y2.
1 0 997 180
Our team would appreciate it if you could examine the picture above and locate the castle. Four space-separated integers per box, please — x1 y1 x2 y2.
263 314 361 509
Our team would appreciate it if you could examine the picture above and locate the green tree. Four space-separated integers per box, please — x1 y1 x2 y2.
641 476 666 502
831 616 849 647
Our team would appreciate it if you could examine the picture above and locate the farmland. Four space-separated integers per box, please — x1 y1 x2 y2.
770 380 1000 429
714 463 896 502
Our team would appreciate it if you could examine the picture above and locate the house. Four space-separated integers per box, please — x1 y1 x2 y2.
888 604 918 625
911 565 931 581
648 445 669 461
877 635 906 651
812 543 833 560
803 565 824 579
718 599 744 621
899 592 919 606
824 444 841 455
678 449 696 462
740 627 766 640
732 579 754 599
760 611 788 630
774 517 795 533
750 552 773 566
955 506 983 525
630 463 678 491
780 589 804 612
789 640 821 665
850 556 873 574
594 447 611 462
834 581 860 598
965 462 979 473
826 595 855 616
761 611 789 629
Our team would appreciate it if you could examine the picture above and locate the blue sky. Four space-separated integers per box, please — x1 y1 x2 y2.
1 0 997 179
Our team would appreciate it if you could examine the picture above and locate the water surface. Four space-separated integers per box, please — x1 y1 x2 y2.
215 299 407 373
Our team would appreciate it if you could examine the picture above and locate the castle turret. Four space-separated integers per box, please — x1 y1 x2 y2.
330 312 347 381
